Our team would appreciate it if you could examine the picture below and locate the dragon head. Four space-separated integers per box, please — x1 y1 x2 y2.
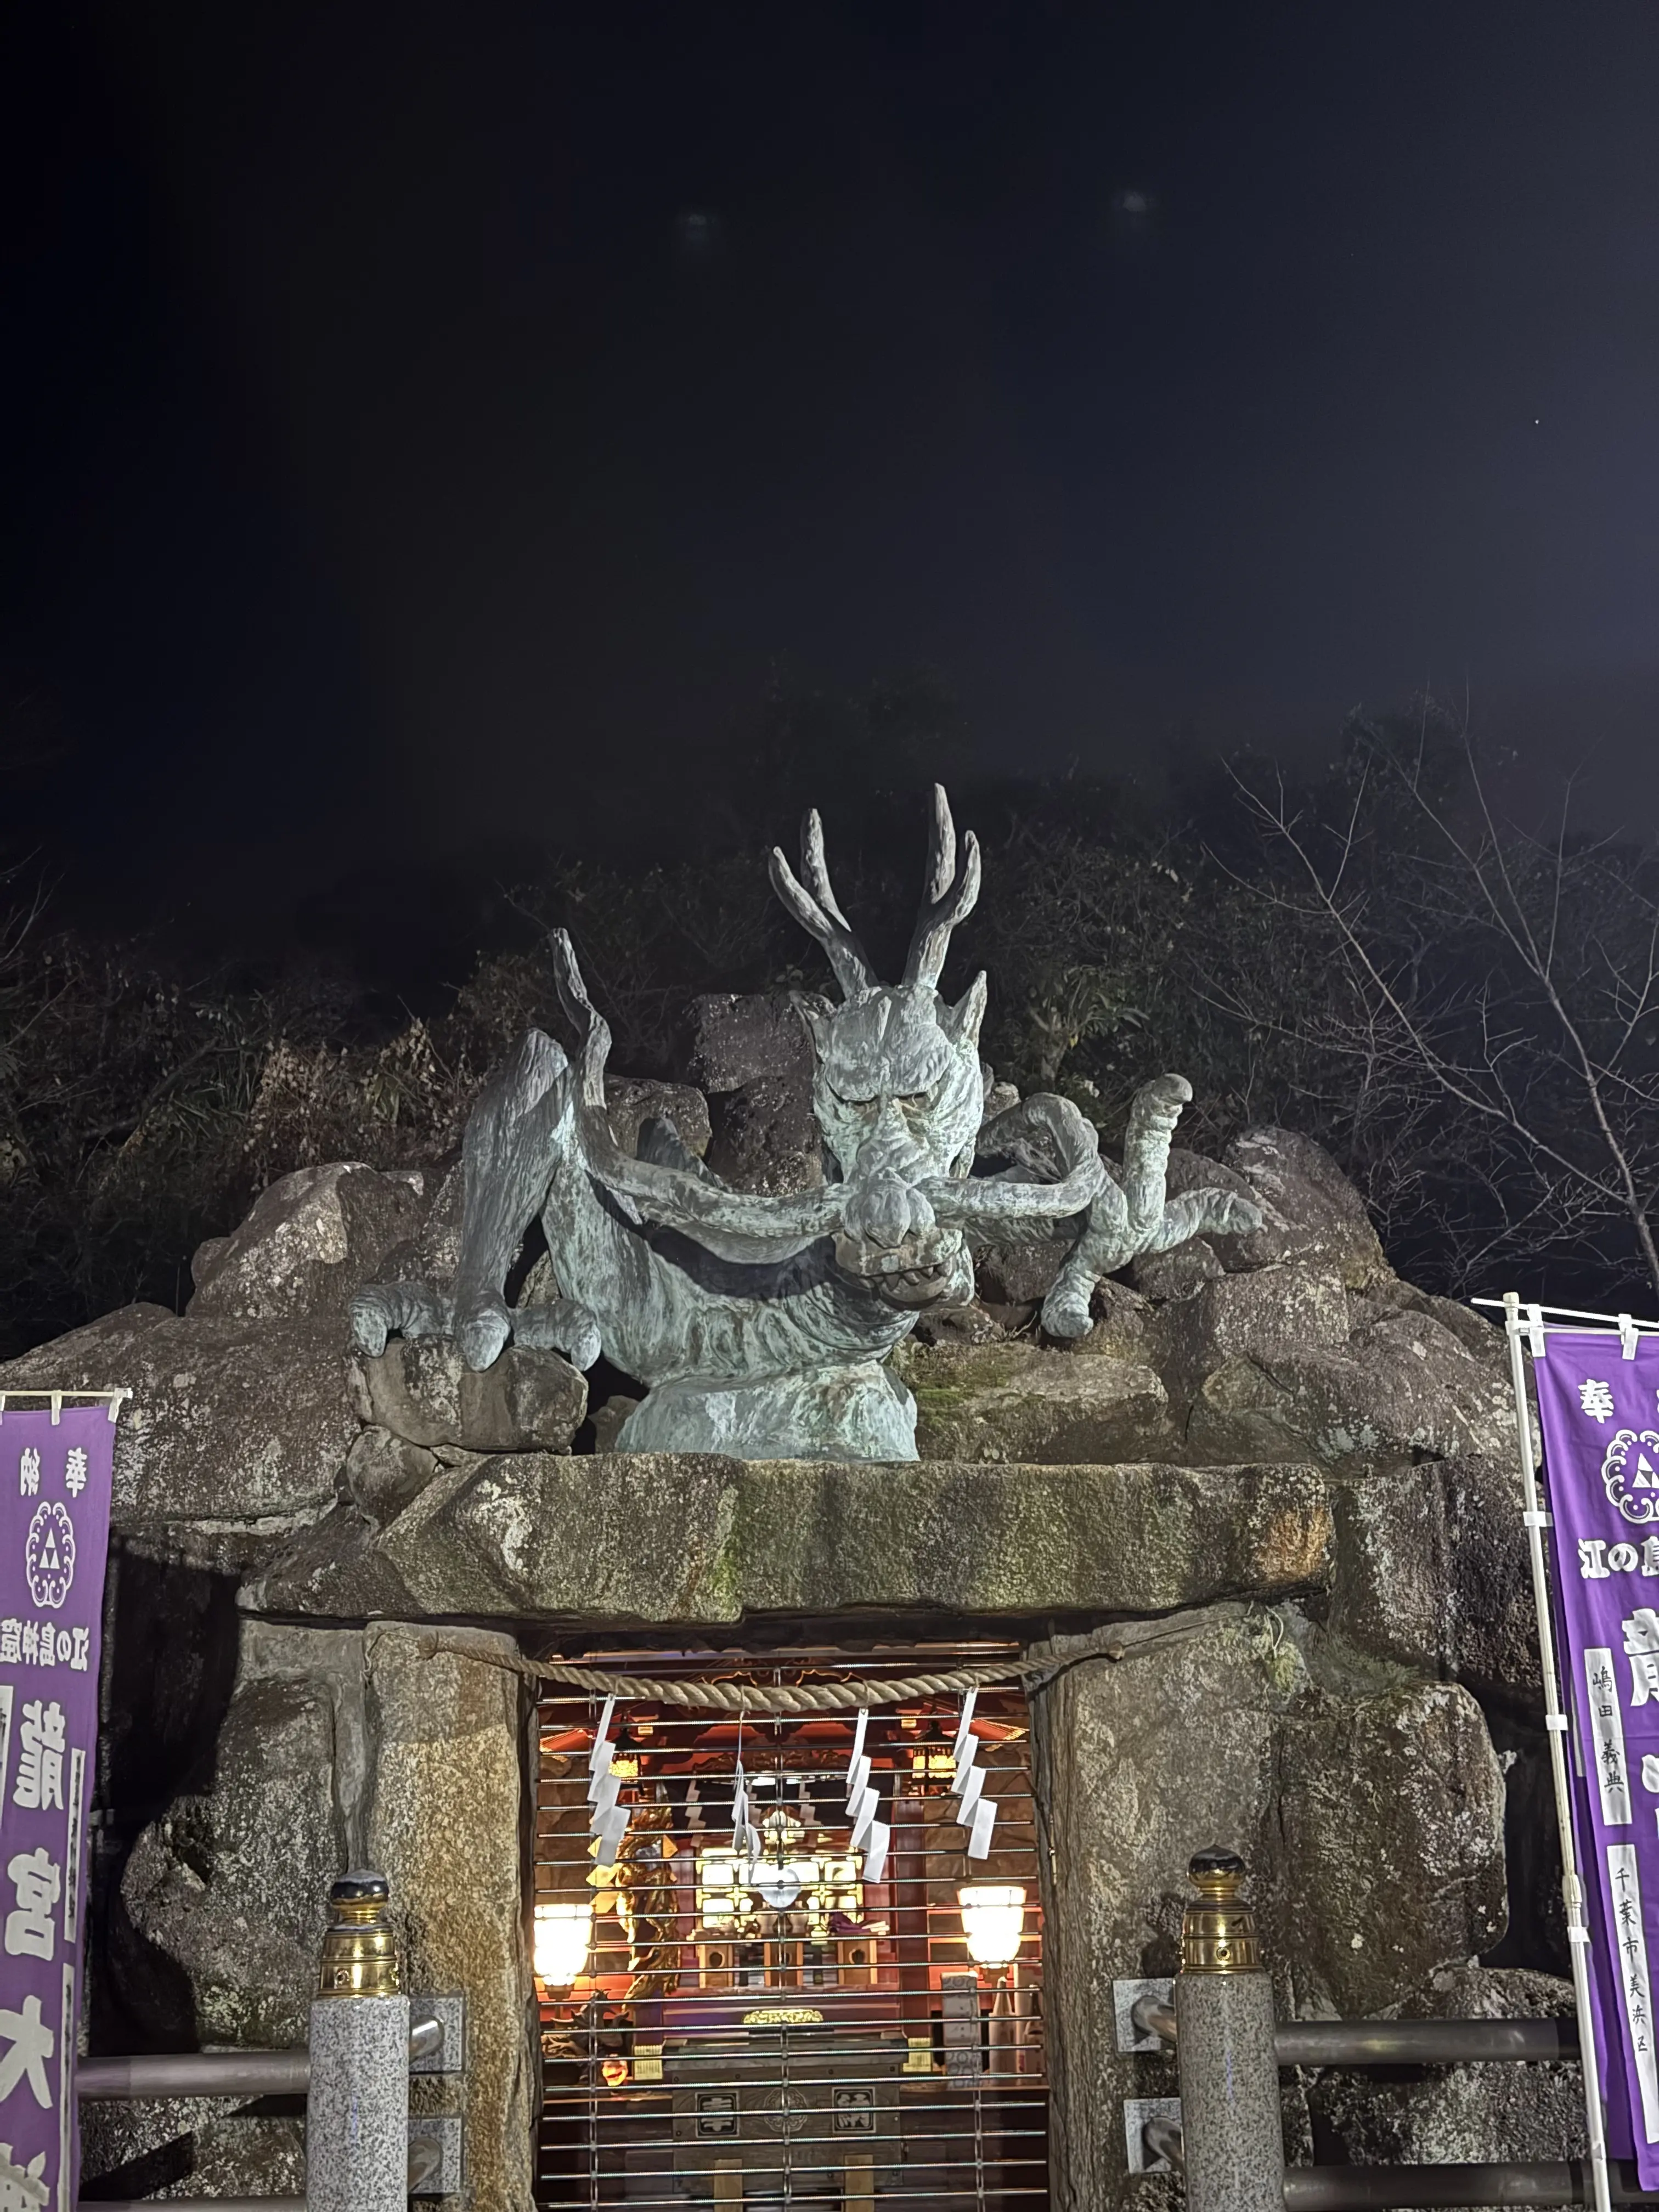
770 787 987 1306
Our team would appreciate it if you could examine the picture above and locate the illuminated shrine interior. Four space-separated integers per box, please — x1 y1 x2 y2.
532 1646 1048 2212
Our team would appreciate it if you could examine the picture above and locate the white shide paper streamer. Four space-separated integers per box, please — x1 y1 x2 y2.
864 1820 891 1885
967 1797 998 1860
950 1690 998 1858
587 1693 630 1859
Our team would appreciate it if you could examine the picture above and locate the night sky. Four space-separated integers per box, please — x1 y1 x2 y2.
4 3 1659 960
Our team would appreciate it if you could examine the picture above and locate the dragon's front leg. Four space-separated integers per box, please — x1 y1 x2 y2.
352 1028 584 1372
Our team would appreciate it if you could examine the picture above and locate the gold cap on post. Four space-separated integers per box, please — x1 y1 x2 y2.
317 1870 401 1998
1181 1848 1261 1974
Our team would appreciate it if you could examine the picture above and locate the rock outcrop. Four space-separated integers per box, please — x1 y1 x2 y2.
188 1162 426 1321
0 1095 1564 2211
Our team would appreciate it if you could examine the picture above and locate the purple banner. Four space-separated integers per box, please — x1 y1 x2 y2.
0 1402 117 2212
1536 1331 1659 2183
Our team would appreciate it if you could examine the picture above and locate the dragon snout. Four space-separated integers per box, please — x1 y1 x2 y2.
842 1166 935 1250
833 1167 968 1309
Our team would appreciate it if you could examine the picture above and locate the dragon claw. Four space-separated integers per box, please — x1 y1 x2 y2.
349 1290 391 1359
511 1298 603 1371
456 1299 512 1372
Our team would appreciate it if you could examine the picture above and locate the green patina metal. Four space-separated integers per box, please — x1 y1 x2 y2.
352 789 1259 1459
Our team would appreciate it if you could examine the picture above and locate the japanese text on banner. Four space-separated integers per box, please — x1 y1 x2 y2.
0 1406 117 2212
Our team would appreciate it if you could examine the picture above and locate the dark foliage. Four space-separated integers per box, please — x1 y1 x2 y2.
1 698 1654 1359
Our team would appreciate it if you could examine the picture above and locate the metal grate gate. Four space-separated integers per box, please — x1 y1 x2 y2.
534 1641 1048 2212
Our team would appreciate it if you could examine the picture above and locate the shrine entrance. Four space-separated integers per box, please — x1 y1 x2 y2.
534 1639 1048 2212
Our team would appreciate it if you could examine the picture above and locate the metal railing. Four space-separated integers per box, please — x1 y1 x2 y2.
77 2012 448 2106
1130 1993 1581 2069
75 1874 464 2208
1116 1853 1654 2212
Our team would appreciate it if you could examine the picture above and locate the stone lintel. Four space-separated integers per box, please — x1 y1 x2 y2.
241 1452 1333 1626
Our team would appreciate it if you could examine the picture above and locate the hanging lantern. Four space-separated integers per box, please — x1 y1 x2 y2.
534 1900 594 1987
957 1883 1025 1969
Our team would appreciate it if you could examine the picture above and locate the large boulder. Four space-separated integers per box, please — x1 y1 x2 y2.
894 1340 1180 1463
1186 1305 1513 1470
0 1307 358 1564
684 992 822 1193
189 1163 425 1321
351 1337 586 1453
1216 1127 1392 1288
1277 1677 1509 2015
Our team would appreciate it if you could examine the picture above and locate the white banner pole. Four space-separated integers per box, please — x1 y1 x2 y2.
1502 1289 1612 2212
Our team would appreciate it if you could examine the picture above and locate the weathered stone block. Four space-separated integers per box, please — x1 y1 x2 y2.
1307 1966 1584 2166
685 991 814 1092
0 1307 358 1555
969 1234 1070 1310
896 1339 1179 1462
189 1163 424 1321
341 1424 442 1522
1187 1310 1513 1469
242 1453 1334 1623
1277 1678 1508 2015
117 1663 347 2046
1076 1278 1160 1361
351 1336 586 1452
684 992 822 1193
414 1161 464 1282
1161 1263 1350 1390
1030 1613 1300 2212
81 2097 305 2201
1328 1454 1539 1697
1131 1238 1227 1298
910 1301 1009 1348
1031 1613 1510 2205
603 1075 711 1160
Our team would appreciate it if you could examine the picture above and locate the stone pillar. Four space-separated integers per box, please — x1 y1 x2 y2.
1175 1852 1284 2212
307 1870 410 2212
1027 1615 1285 2212
307 2000 411 2212
365 1623 535 2212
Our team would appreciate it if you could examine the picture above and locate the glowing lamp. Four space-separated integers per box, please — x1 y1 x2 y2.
957 1883 1025 1969
534 1901 593 1987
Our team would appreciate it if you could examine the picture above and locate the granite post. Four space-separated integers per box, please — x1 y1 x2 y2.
306 1871 410 2212
1175 1850 1285 2212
